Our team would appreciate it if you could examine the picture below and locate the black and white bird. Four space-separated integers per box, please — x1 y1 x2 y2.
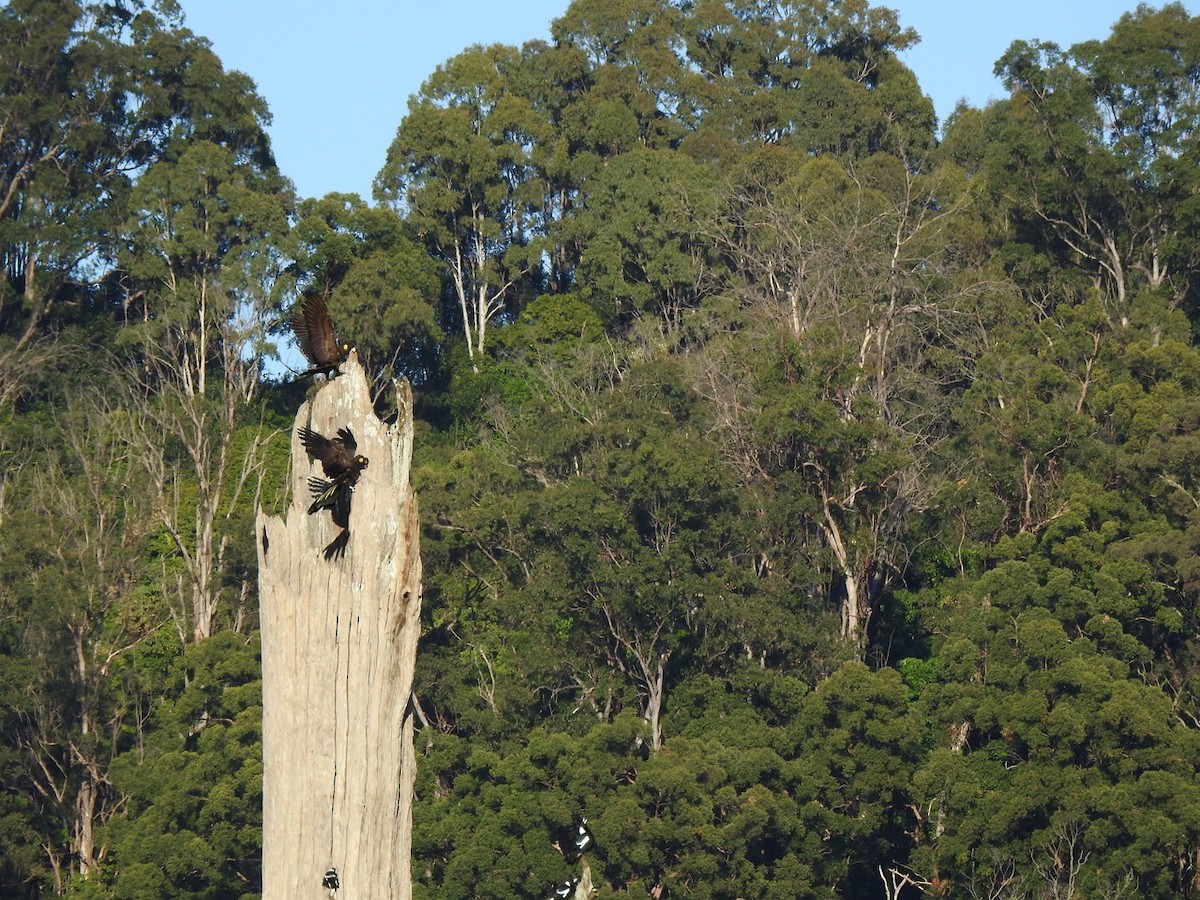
553 817 595 862
322 867 340 890
550 875 579 899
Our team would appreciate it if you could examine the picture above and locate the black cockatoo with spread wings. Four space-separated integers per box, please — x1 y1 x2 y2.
299 425 369 560
289 294 351 378
299 426 368 483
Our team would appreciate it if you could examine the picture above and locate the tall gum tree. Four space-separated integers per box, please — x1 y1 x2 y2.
699 150 985 651
376 45 545 371
288 194 442 399
0 0 286 645
677 0 928 155
989 3 1200 326
0 0 141 403
571 147 718 333
0 0 277 401
3 402 159 890
118 138 289 643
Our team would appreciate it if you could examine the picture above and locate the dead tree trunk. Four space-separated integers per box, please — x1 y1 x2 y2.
256 355 422 899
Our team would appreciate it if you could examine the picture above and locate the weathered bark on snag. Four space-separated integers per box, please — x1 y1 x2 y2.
256 354 421 900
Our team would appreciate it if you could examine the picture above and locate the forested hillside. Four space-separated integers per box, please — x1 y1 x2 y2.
2 0 1200 896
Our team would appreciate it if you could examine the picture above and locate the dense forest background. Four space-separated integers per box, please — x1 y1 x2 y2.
2 0 1200 896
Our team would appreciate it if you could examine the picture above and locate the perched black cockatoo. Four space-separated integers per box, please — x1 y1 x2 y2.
549 876 579 900
290 294 352 378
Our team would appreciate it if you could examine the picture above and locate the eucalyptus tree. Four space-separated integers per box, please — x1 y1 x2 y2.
503 39 594 295
0 0 125 339
988 2 1200 326
571 147 720 334
0 398 166 893
0 0 276 399
677 0 932 159
414 354 752 753
0 3 284 892
0 0 141 405
549 0 691 148
376 44 548 371
116 132 288 644
698 149 987 652
519 361 752 752
0 0 288 646
288 193 441 398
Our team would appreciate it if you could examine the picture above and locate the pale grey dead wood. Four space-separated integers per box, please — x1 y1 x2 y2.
256 353 421 899
575 861 594 898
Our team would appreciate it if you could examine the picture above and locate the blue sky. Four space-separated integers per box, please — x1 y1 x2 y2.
180 1 1198 201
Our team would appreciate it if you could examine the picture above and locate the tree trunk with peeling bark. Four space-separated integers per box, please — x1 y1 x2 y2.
256 355 422 899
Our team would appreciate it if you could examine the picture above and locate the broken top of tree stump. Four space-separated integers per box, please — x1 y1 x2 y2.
269 354 413 568
256 352 421 899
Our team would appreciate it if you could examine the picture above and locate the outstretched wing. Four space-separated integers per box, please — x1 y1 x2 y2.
307 476 337 515
299 426 353 478
289 295 343 368
307 476 352 528
335 427 357 455
299 425 335 468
